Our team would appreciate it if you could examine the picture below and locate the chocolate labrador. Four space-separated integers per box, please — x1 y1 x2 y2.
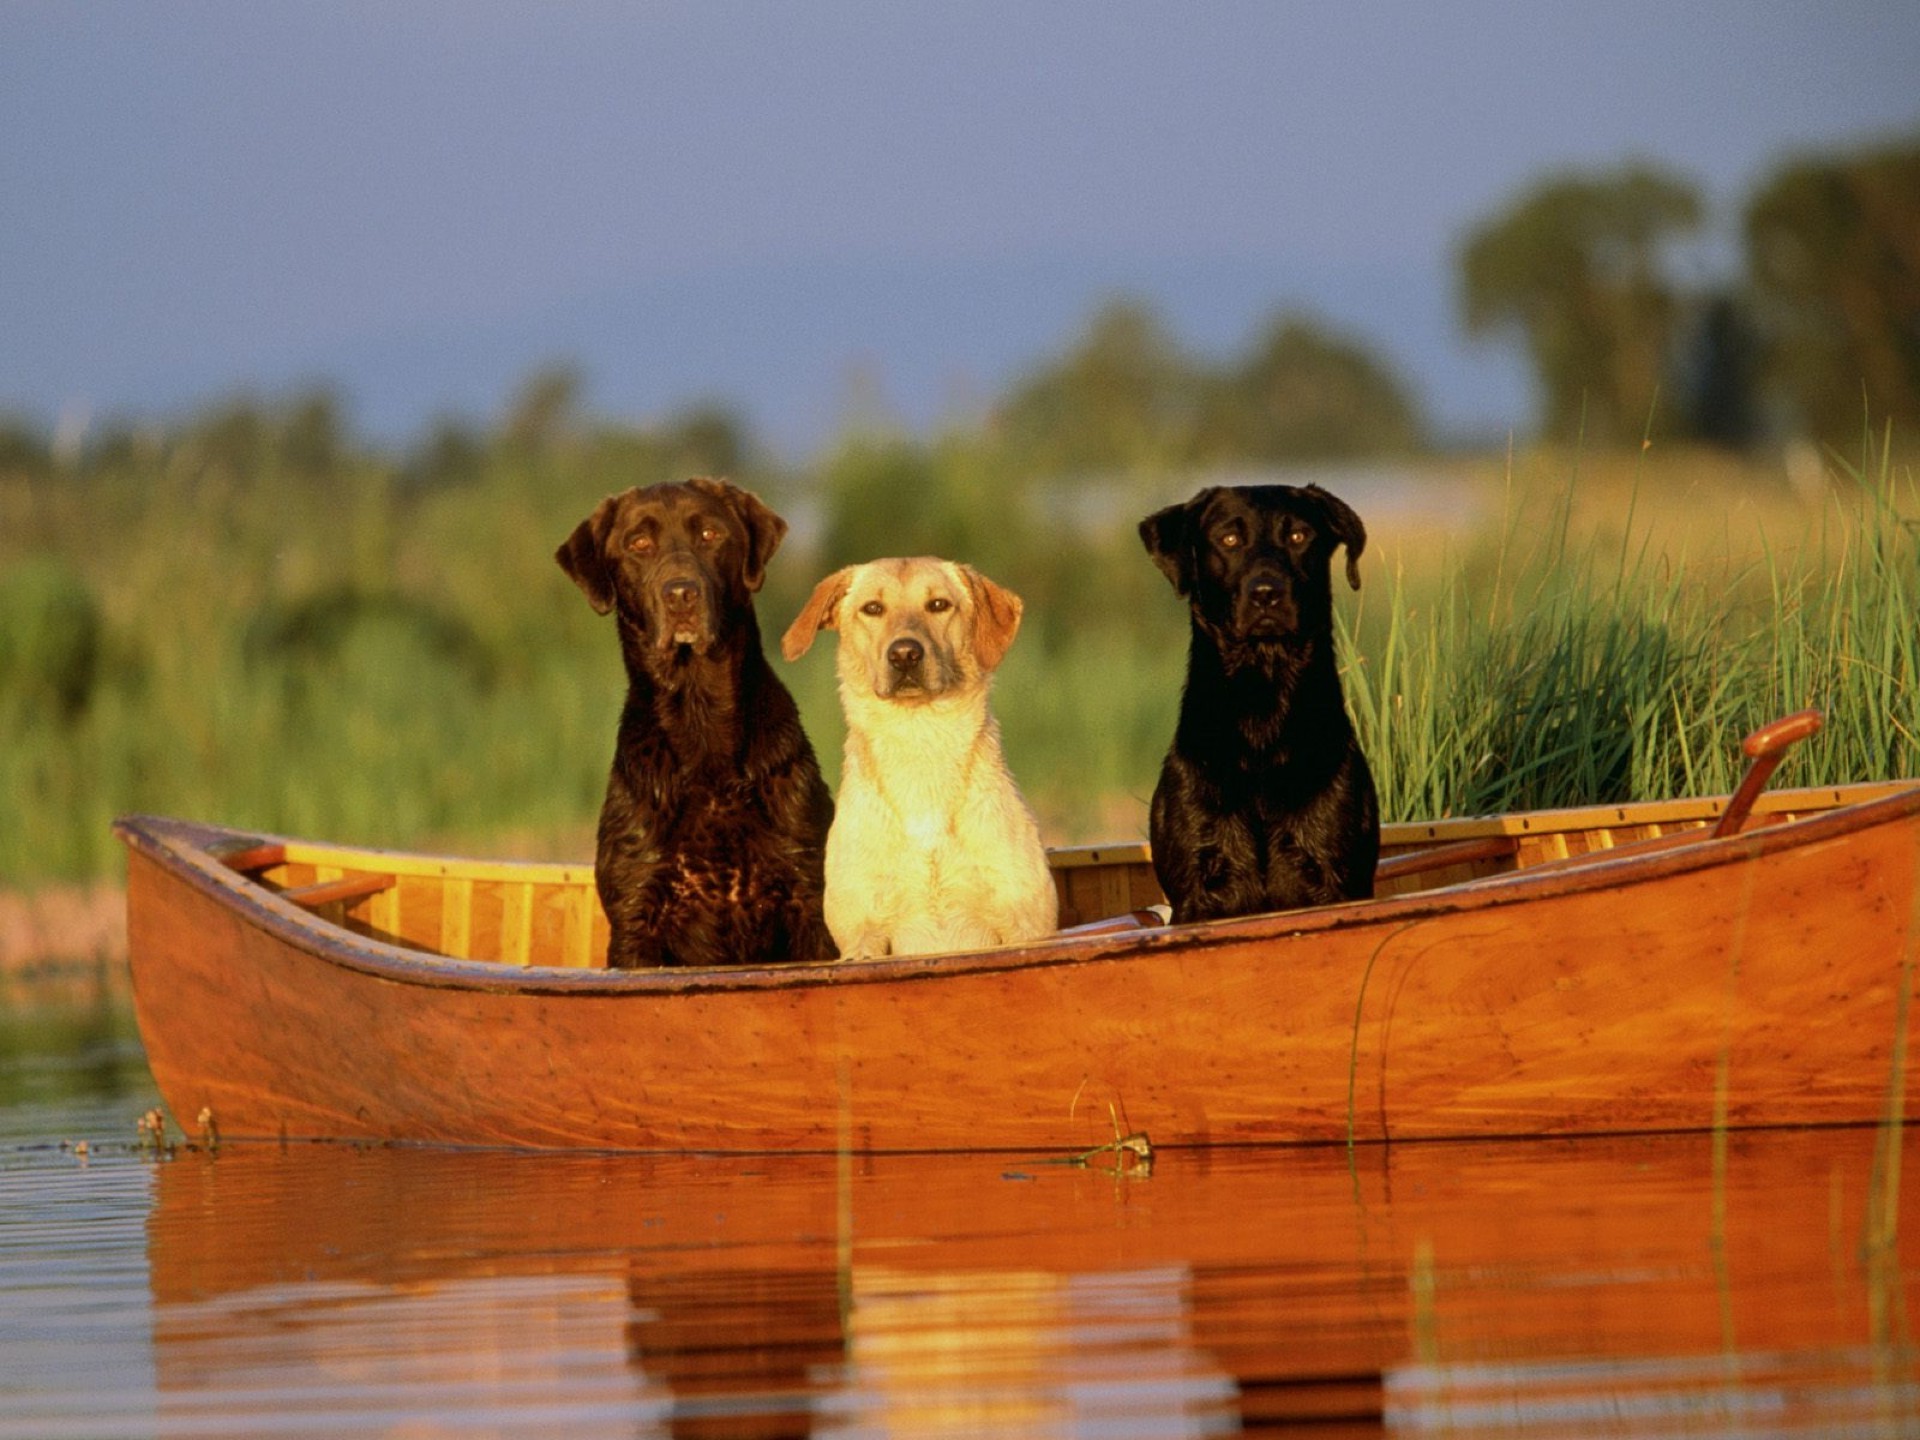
556 477 834 967
1139 483 1379 924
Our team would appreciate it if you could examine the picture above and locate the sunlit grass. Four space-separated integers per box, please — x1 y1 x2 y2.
0 437 1914 882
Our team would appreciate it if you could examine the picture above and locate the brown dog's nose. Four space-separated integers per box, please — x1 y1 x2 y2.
662 578 699 610
887 637 924 672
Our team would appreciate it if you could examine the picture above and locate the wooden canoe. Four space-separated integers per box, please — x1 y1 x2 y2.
115 759 1920 1153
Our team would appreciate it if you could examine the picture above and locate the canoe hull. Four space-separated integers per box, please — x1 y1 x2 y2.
123 788 1920 1152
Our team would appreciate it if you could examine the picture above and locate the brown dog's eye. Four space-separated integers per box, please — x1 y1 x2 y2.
926 597 953 614
627 532 655 555
860 600 885 617
697 523 723 545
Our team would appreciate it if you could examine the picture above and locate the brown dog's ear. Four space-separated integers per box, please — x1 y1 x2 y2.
1306 484 1367 590
780 568 853 661
689 476 787 592
1138 488 1213 595
959 565 1024 673
555 493 623 615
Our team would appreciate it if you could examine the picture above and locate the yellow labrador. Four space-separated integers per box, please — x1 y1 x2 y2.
781 558 1058 958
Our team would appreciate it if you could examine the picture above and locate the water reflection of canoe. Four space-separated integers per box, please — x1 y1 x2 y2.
144 1130 1920 1434
115 732 1920 1152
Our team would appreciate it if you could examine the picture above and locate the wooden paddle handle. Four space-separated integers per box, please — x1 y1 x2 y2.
1714 708 1824 838
1741 708 1824 759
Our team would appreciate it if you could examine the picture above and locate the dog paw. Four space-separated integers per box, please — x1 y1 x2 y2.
835 929 890 961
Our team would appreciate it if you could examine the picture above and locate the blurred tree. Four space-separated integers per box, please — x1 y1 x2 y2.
996 299 1203 475
661 402 750 478
1744 134 1920 448
281 388 349 479
1203 313 1426 460
403 416 489 492
501 365 584 455
815 436 953 569
1676 291 1764 451
1459 164 1703 445
187 397 274 480
0 418 51 479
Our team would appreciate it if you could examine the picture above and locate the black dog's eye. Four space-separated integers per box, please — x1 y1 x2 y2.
860 600 885 617
926 597 953 614
1286 527 1310 547
626 531 655 555
1217 530 1243 551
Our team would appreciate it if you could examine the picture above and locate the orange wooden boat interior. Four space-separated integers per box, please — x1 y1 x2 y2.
148 777 1919 968
116 753 1920 1153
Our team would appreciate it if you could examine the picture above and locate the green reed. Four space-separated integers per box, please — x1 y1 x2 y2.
1339 440 1918 823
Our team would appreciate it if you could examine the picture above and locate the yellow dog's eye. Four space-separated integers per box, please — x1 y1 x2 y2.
926 597 953 614
860 600 885 617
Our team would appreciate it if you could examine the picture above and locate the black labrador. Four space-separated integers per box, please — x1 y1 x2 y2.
1139 483 1379 924
556 477 835 967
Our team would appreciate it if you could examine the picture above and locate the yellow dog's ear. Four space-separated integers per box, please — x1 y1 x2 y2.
780 568 853 661
959 565 1023 673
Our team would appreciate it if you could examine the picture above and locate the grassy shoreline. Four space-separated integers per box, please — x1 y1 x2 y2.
2 438 1914 888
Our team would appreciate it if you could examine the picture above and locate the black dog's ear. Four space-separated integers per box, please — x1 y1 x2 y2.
690 476 787 593
1139 489 1215 595
1306 484 1367 591
556 493 623 615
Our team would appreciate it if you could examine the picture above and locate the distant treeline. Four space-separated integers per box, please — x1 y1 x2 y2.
1 131 1916 886
5 131 1911 484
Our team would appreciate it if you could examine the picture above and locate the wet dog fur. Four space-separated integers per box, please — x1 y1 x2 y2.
556 477 834 967
1139 483 1379 924
781 557 1057 959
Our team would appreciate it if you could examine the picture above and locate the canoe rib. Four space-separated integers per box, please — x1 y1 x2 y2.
115 782 1920 1151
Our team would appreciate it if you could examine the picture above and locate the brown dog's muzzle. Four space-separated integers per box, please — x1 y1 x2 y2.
650 565 718 651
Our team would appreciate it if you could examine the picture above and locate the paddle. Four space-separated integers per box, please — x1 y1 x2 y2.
1711 708 1824 839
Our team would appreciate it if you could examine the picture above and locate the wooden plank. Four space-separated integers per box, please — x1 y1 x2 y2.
565 884 597 969
501 883 533 968
220 843 288 873
1374 836 1520 885
281 873 395 911
1096 862 1134 921
440 877 472 959
368 877 400 937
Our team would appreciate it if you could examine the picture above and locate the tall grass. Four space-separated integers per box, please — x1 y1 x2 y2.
1340 440 1918 820
0 431 1914 886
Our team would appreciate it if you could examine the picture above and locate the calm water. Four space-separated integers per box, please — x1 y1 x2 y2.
4 987 1919 1438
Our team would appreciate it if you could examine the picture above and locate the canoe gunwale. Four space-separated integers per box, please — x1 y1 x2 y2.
114 780 1920 998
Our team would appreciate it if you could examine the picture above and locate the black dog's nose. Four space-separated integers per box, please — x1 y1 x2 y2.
887 637 924 672
1248 578 1282 609
662 578 699 610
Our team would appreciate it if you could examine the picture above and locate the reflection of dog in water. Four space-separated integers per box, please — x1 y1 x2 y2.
783 557 1057 959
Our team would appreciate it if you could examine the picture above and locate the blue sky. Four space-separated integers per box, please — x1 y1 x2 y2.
4 2 1917 456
